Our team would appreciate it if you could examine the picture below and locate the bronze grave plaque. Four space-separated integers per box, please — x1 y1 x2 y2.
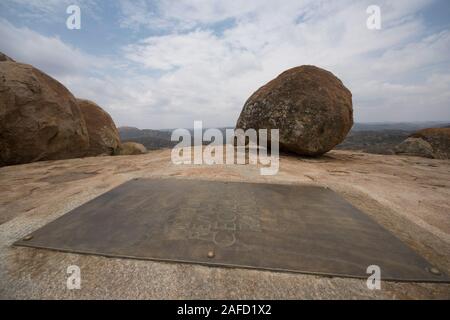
15 178 449 282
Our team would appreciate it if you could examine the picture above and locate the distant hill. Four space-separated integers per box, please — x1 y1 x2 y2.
119 122 450 154
118 127 176 150
352 122 450 131
118 127 232 150
117 126 143 140
337 122 450 154
335 130 411 155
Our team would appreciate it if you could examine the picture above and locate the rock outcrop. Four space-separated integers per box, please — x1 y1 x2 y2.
0 52 15 62
117 142 147 155
77 99 120 156
395 128 450 159
236 65 353 156
0 59 89 166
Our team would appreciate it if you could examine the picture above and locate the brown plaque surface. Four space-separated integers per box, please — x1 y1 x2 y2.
15 178 449 282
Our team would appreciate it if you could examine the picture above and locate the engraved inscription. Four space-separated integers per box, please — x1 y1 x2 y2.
166 187 261 248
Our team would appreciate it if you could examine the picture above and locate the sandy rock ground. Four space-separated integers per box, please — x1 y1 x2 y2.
0 148 449 299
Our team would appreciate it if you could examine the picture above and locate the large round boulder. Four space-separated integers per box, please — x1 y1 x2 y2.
0 61 89 166
77 99 120 156
395 128 450 159
236 65 353 156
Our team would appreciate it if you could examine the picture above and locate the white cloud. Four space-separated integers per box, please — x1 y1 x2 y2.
0 19 108 77
1 0 100 22
117 0 284 31
117 0 450 126
1 0 449 128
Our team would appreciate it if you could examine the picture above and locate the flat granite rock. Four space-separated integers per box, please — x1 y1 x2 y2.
15 178 449 283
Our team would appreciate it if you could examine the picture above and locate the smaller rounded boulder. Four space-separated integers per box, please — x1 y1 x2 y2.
117 142 147 155
395 128 450 159
77 99 121 156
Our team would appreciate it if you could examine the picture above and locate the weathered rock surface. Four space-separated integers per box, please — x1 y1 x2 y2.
236 65 353 156
0 149 449 299
395 128 450 159
77 99 120 156
117 141 147 155
0 61 89 166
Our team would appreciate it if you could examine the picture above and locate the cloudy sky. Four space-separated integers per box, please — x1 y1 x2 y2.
0 0 449 129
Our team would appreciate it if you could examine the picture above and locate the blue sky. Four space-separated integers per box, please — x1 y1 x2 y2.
0 0 449 129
